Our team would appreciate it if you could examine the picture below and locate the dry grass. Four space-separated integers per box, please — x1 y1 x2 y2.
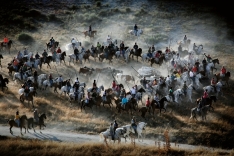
0 137 231 156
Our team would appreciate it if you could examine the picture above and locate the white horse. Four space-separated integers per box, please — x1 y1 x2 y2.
129 29 143 36
115 48 130 62
42 80 50 90
122 122 147 142
68 51 85 65
193 44 203 55
65 39 81 51
69 91 84 104
186 84 195 102
99 127 127 144
203 81 223 97
173 89 184 103
206 62 215 77
37 74 47 87
87 85 104 95
13 70 32 81
25 59 40 70
18 87 35 95
102 38 117 47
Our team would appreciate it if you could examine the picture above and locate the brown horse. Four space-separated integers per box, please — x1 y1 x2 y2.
98 53 114 64
214 72 231 87
20 92 36 108
8 115 28 135
81 98 96 112
0 40 13 53
129 48 142 62
196 96 217 111
46 41 59 50
138 107 148 119
150 96 169 115
115 98 136 114
83 50 91 62
83 30 97 38
150 54 166 67
27 113 47 133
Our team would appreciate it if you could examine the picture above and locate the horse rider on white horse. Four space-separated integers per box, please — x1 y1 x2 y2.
131 116 137 134
107 35 111 44
134 24 138 36
89 25 92 36
153 93 160 106
109 123 114 140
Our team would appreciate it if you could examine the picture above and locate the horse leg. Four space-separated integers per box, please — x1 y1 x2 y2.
10 126 13 134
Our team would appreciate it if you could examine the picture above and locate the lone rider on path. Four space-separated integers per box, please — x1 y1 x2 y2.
133 42 138 52
134 24 138 36
131 116 137 134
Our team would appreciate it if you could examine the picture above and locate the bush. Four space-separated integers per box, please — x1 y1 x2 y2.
17 33 34 42
96 1 101 7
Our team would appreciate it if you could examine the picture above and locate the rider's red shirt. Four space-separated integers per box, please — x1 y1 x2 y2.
221 68 226 74
146 100 150 107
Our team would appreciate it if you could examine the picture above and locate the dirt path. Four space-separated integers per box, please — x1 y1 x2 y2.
0 125 231 153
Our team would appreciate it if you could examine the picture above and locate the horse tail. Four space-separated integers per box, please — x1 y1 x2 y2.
99 132 104 141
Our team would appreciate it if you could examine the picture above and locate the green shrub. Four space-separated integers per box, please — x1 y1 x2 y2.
17 33 34 42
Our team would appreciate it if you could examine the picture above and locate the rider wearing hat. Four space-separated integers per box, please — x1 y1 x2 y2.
113 120 118 135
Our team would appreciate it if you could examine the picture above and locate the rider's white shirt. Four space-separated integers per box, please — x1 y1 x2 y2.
72 39 76 44
189 71 194 77
107 36 111 40
130 88 136 94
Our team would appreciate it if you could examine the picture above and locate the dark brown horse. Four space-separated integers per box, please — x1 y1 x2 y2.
81 98 95 112
98 53 114 64
0 40 13 53
214 72 231 87
150 96 169 115
115 98 136 114
46 41 59 50
83 50 91 62
196 95 217 111
150 54 166 67
129 48 142 62
83 30 97 38
8 115 28 135
27 113 47 133
39 56 53 69
20 92 36 108
0 77 9 92
59 51 66 64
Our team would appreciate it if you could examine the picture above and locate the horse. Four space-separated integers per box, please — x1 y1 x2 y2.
150 54 166 67
115 47 130 62
214 72 231 87
206 62 217 77
87 85 104 95
98 52 114 64
39 56 53 69
99 127 127 144
69 91 84 105
150 96 170 115
57 51 66 65
102 95 115 108
193 44 203 55
0 40 13 53
122 122 147 142
83 30 97 38
190 105 211 121
80 98 95 112
203 81 223 97
65 40 81 51
115 98 137 114
177 39 191 50
27 113 47 133
0 77 9 92
46 41 59 50
129 29 143 36
8 115 28 135
20 92 36 108
196 95 217 111
83 50 91 63
0 54 3 68
129 48 142 62
116 73 135 83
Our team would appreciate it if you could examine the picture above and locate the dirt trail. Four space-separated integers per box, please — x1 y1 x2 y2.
0 125 231 153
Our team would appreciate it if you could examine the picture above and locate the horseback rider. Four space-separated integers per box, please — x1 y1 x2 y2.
121 95 128 109
58 75 63 87
75 77 79 84
197 96 203 112
165 47 170 53
3 36 9 45
112 80 117 90
130 86 136 98
104 46 109 58
193 43 197 51
120 41 125 57
120 88 126 100
33 108 39 124
189 70 195 82
147 47 152 59
24 86 30 99
146 97 151 112
85 92 91 105
155 50 161 59
19 66 24 80
109 123 114 140
66 79 71 93
131 116 137 134
107 35 111 43
92 80 97 92
133 42 138 52
33 70 38 83
89 25 92 36
22 63 27 72
152 79 157 86
81 46 85 53
14 110 20 127
202 89 209 106
113 120 118 135
211 77 217 93
220 66 226 77
97 42 101 51
152 45 155 52
202 57 207 72
102 90 107 102
42 50 48 64
49 73 53 87
171 58 175 67
57 47 61 54
13 57 19 72
169 87 175 102
50 37 55 46
17 51 23 60
134 24 138 36
91 45 95 54
192 65 198 75
71 38 76 49
204 53 212 63
23 48 28 56
154 93 160 106
184 35 187 44
182 81 188 96
35 52 40 60
74 47 79 61
178 44 182 52
142 77 147 89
